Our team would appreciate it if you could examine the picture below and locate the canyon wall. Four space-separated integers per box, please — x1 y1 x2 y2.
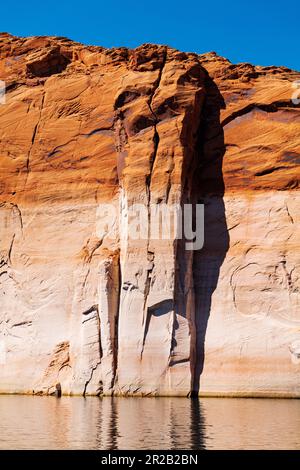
0 33 299 396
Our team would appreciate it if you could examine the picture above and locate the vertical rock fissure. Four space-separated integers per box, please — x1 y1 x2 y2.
140 251 155 357
7 233 16 266
142 48 167 331
190 68 228 395
112 255 121 391
147 47 167 187
82 305 103 396
83 361 102 397
171 61 207 395
26 91 45 174
112 108 129 183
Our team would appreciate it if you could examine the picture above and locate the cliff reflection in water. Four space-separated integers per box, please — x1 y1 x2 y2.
0 396 299 450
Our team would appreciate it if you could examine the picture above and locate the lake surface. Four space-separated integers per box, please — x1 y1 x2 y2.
0 396 299 450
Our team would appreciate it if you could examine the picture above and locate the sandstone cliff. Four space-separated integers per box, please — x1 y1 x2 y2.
0 33 299 396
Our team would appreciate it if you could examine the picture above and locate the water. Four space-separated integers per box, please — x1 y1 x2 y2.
0 396 299 450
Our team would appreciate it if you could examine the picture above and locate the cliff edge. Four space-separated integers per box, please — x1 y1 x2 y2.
0 33 299 396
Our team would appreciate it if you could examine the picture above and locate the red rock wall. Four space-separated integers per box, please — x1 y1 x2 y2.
0 34 299 396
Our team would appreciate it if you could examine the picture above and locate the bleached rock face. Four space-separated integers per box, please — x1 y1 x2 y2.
0 34 299 396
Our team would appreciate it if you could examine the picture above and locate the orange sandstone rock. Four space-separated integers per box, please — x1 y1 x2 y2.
0 34 299 396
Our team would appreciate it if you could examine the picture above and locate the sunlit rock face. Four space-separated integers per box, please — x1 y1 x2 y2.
0 33 299 396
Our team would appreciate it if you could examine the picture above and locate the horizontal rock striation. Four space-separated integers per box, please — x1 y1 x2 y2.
0 33 299 396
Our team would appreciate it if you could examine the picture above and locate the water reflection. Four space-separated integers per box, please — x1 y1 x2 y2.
0 396 299 450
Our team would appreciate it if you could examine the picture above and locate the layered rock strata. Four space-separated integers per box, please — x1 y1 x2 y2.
0 33 299 396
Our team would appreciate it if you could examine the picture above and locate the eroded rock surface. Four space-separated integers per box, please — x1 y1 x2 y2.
0 34 299 396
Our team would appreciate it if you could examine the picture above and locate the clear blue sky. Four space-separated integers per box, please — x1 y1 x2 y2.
1 0 299 70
